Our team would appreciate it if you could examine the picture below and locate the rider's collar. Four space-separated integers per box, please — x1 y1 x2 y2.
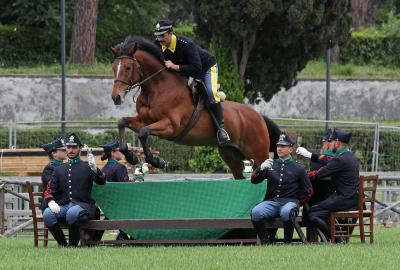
162 34 177 53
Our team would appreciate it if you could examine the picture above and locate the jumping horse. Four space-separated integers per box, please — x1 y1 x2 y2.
111 36 280 179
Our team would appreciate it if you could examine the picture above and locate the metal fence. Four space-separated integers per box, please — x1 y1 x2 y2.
1 118 400 172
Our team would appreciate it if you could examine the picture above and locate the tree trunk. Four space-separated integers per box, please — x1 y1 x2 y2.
238 33 256 82
330 44 340 63
71 0 99 64
351 0 369 29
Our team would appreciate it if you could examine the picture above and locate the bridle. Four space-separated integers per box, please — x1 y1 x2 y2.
114 55 166 93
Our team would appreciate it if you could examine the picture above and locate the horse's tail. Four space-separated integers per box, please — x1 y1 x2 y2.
263 115 281 159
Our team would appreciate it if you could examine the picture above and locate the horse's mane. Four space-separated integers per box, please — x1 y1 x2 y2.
115 36 165 65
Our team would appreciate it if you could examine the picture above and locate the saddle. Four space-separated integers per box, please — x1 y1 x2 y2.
187 77 206 105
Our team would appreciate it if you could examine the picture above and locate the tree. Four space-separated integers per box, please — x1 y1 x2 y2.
71 0 99 64
191 0 352 102
352 0 369 29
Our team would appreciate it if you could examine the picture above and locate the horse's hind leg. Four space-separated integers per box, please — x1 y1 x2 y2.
118 117 139 165
218 146 245 179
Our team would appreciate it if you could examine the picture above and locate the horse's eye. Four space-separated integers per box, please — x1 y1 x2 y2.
126 67 131 71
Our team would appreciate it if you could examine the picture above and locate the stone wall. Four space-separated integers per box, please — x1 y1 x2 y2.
253 80 400 121
0 76 132 122
1 76 399 122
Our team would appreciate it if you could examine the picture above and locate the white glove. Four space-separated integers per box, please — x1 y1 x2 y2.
296 147 312 159
48 200 60 214
87 152 97 171
141 163 149 174
260 159 274 170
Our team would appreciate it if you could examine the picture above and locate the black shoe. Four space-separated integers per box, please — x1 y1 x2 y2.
116 230 131 240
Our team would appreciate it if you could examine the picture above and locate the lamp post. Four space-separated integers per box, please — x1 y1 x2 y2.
60 0 66 136
325 40 331 132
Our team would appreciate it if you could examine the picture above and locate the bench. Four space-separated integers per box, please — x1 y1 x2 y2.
79 216 308 246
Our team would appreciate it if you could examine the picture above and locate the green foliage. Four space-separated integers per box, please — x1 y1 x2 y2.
192 0 352 102
188 147 228 173
0 0 165 65
214 48 244 103
341 14 400 67
95 0 167 62
298 59 400 80
0 24 61 67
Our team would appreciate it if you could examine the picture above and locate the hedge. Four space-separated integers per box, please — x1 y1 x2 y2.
0 24 61 66
341 16 400 67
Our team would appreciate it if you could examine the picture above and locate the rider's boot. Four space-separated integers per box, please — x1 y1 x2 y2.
209 102 230 145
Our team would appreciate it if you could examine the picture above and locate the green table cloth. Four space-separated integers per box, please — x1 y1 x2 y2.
92 179 267 240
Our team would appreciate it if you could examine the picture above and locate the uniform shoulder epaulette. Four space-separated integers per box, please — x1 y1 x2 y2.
177 37 188 44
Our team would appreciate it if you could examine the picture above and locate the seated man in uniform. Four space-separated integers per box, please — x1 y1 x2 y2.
153 19 230 145
41 137 67 211
307 129 359 242
43 133 106 247
250 133 313 244
296 128 336 206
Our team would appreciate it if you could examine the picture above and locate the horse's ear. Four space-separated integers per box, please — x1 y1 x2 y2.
127 43 138 56
110 47 119 56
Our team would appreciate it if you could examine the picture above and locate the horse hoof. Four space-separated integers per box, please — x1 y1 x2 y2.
119 143 128 152
157 159 166 169
152 157 166 169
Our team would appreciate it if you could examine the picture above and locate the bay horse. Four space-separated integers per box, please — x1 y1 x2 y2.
111 36 280 179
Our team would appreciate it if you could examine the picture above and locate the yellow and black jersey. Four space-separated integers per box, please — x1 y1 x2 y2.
156 34 216 78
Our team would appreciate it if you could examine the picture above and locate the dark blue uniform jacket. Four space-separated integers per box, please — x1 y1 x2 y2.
156 35 216 79
251 158 313 206
308 149 359 211
45 158 106 218
101 159 129 182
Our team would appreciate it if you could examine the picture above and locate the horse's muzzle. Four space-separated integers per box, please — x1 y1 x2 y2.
112 94 122 105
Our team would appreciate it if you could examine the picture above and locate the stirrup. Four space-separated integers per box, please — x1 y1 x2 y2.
217 128 230 144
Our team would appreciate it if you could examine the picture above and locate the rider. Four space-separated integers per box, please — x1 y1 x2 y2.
153 19 230 145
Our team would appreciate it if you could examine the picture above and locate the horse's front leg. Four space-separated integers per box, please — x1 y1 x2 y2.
118 116 143 165
138 118 174 169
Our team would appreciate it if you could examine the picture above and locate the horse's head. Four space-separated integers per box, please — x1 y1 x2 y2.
110 43 139 105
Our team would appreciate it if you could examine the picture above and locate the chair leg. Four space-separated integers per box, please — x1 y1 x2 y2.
44 226 48 247
370 216 374 243
330 216 336 243
359 216 365 243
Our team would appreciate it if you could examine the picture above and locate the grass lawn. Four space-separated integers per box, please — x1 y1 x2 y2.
0 227 399 270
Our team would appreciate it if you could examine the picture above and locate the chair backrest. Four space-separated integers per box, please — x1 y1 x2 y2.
26 181 43 221
358 175 379 218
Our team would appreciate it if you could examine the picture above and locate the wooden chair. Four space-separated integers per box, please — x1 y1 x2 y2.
26 181 49 247
330 175 379 243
